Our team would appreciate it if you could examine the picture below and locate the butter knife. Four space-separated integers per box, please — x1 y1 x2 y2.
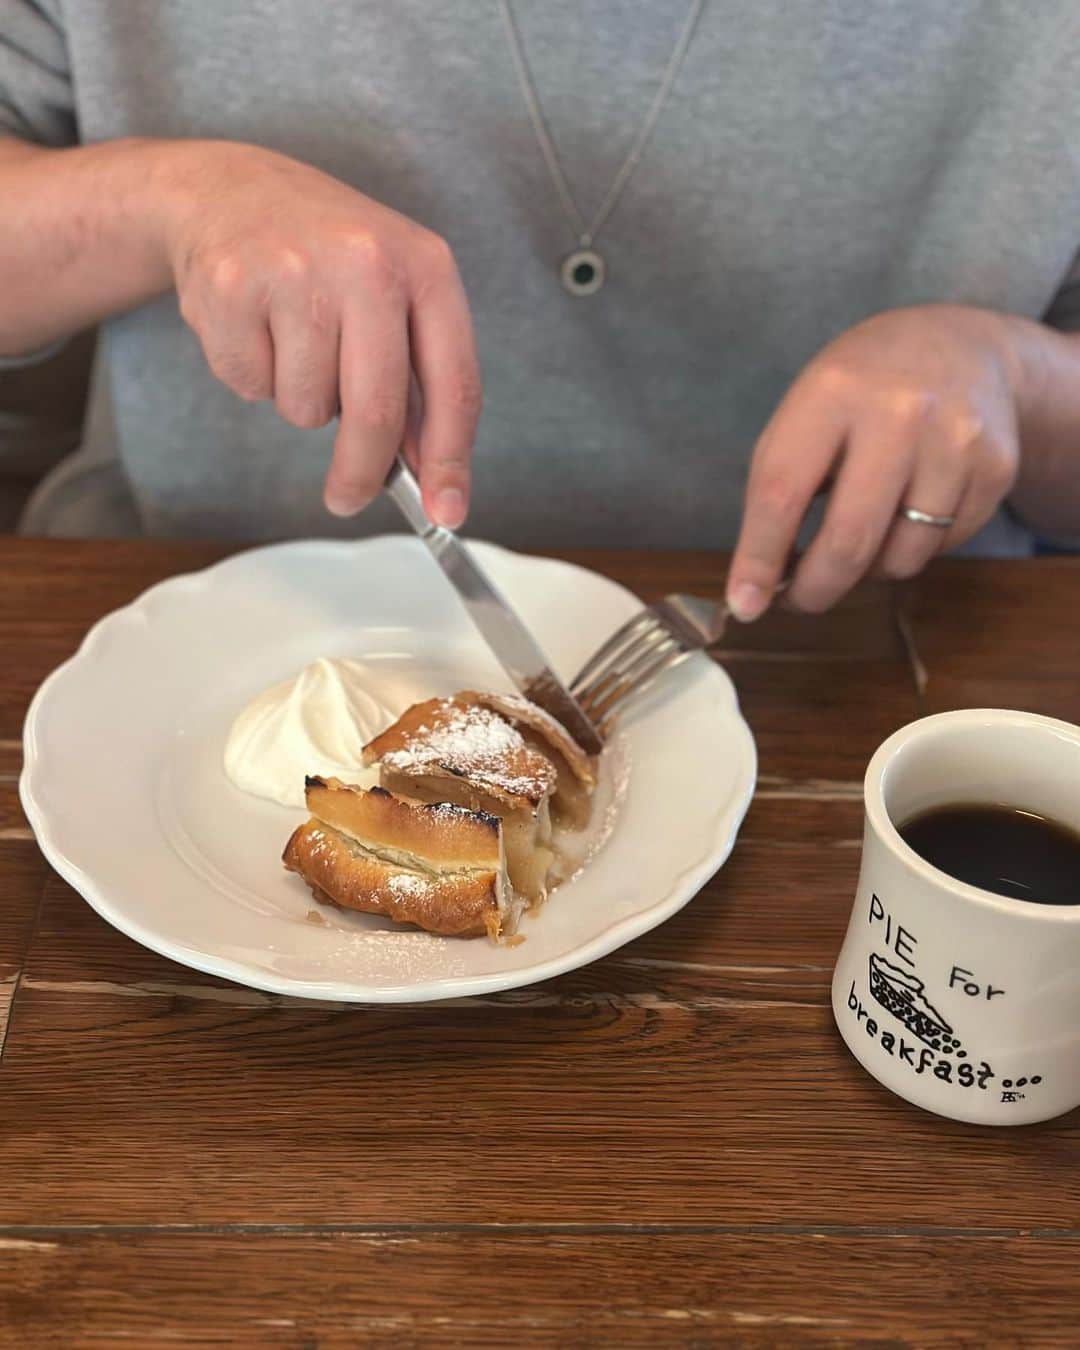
384 456 604 754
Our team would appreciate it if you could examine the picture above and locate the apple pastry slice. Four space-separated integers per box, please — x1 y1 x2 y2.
283 776 517 939
364 693 595 908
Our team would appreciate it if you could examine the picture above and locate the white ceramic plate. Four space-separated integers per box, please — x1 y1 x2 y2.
21 537 755 1002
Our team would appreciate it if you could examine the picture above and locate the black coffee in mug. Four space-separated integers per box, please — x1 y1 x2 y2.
899 804 1080 906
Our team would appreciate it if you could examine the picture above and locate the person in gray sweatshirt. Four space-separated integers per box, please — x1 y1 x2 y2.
1 1 1079 617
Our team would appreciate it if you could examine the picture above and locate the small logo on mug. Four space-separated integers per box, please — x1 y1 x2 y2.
1000 1076 1042 1104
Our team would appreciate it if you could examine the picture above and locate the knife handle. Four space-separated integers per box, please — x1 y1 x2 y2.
384 455 442 539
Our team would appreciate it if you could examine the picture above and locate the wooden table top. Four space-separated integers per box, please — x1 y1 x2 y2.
1 539 1077 1347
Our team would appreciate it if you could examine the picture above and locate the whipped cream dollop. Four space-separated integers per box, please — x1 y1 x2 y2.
224 658 389 807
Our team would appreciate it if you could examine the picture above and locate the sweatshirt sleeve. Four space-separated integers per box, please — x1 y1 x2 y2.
1043 246 1080 335
0 0 75 146
1002 244 1080 553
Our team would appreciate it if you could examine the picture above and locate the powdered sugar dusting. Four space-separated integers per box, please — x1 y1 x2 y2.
305 825 334 863
386 870 434 899
470 690 588 761
381 700 556 801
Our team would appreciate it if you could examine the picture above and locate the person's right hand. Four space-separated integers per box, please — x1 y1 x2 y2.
163 142 481 527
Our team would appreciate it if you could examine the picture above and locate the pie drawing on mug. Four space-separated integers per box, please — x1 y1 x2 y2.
868 953 965 1056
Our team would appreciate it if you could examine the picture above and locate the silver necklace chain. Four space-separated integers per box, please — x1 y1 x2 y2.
498 0 706 254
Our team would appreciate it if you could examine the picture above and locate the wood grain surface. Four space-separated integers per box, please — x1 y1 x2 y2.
4 1232 1078 1348
1 540 1077 1348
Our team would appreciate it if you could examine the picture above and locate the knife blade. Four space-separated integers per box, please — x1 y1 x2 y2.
384 456 603 754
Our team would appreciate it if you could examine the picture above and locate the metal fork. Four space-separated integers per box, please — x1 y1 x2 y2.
570 584 789 736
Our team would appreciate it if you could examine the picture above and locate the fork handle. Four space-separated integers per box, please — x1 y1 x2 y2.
719 573 792 620
705 573 794 649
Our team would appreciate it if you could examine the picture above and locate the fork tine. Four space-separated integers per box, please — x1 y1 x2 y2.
570 610 665 696
574 623 677 706
577 635 685 722
581 646 688 726
584 644 693 729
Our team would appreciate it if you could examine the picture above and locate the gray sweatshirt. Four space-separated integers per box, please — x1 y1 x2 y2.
2 0 1078 549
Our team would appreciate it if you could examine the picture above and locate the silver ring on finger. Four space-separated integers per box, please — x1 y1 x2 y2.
899 505 956 529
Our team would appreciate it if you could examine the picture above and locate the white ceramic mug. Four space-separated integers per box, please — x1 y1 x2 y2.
832 709 1080 1126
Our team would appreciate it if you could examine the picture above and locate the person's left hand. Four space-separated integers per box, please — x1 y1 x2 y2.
726 304 1025 618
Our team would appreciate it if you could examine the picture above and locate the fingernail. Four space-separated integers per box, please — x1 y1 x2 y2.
325 486 359 518
433 488 466 529
727 582 768 622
